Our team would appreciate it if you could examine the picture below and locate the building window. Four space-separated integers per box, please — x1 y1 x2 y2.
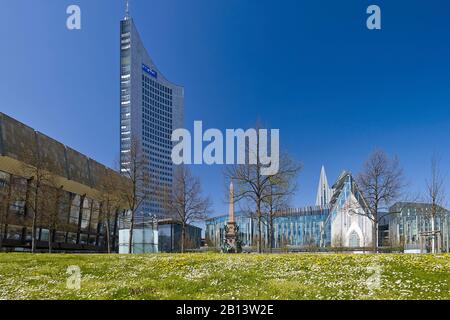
6 225 23 241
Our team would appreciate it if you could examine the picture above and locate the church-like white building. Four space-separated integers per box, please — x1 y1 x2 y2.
316 167 374 248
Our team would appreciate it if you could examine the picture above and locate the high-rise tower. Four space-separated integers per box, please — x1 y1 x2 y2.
315 166 332 206
119 2 184 216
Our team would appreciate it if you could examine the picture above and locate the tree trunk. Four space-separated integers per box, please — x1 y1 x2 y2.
0 214 4 251
372 220 378 253
181 223 186 253
128 211 134 254
268 213 273 253
105 215 111 254
257 202 262 253
0 180 11 251
0 205 6 251
0 225 3 251
48 229 52 253
431 215 436 254
371 203 378 253
31 186 39 253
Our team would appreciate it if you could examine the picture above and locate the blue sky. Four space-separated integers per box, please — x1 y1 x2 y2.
1 0 450 217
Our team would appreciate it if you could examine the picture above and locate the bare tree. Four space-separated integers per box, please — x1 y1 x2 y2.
224 127 301 253
21 148 57 253
0 173 11 250
118 137 150 254
224 165 265 253
0 199 5 250
98 169 123 253
425 155 446 253
40 180 63 253
164 166 211 253
262 154 301 252
356 149 404 252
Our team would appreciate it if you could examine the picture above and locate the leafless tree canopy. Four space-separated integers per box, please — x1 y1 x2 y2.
425 154 446 253
98 168 124 253
356 149 404 250
20 147 60 253
118 137 151 253
224 135 302 253
426 155 446 212
357 150 404 215
39 182 63 253
262 154 301 251
164 166 211 252
0 174 11 249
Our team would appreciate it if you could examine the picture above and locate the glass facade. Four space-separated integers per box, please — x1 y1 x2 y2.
206 200 450 252
118 217 202 253
119 16 183 217
119 19 132 176
158 222 202 252
118 227 158 254
387 203 450 252
206 207 331 250
328 173 368 224
0 169 123 252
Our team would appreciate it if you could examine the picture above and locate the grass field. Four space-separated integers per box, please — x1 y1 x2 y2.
0 253 449 300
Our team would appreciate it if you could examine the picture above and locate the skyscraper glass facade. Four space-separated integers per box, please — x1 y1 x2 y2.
119 15 183 217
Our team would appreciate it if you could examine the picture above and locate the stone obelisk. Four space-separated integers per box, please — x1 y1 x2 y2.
229 181 235 223
224 181 238 251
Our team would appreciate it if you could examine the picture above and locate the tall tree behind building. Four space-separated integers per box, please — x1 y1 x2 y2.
0 172 12 250
425 155 446 253
357 149 404 252
40 180 63 253
262 154 301 252
224 126 301 253
21 148 58 253
98 168 124 253
118 137 151 254
163 166 211 253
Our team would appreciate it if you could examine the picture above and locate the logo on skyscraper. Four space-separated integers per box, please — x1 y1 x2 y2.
142 64 158 79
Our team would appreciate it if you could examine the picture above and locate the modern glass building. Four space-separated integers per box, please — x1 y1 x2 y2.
207 169 450 253
119 8 184 217
206 206 331 250
158 219 202 252
206 170 375 251
386 202 450 252
118 216 158 253
118 216 202 253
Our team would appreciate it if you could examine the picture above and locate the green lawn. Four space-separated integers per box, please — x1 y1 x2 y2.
0 253 449 300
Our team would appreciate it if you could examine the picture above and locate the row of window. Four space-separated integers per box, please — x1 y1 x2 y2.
143 133 172 149
4 225 109 247
0 170 122 248
143 103 172 121
143 74 173 96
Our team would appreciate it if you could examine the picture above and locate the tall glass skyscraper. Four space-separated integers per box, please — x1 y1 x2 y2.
119 7 184 217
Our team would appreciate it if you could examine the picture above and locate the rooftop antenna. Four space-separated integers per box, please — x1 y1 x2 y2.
125 0 130 19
